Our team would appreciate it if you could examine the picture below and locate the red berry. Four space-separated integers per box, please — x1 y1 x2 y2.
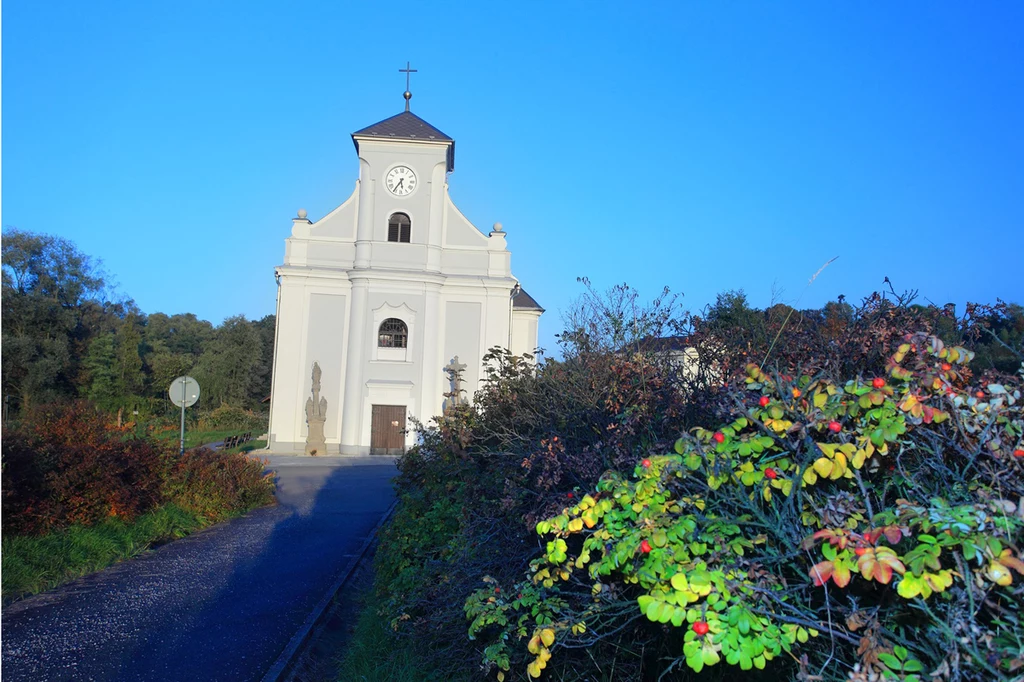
1014 449 1024 458
640 539 652 554
854 547 868 556
828 421 842 433
495 587 501 594
765 467 777 480
642 458 652 468
567 492 574 499
792 388 802 398
759 396 770 407
941 363 952 371
872 377 886 389
692 621 709 636
713 432 725 444
976 391 985 399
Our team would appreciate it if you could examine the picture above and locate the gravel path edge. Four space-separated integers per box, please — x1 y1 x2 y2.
259 498 399 682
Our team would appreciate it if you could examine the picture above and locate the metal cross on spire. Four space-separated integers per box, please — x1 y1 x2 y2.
399 61 418 112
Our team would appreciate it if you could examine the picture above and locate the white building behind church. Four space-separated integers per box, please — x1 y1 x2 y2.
267 102 542 455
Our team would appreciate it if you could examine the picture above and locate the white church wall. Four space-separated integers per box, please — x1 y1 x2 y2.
443 300 483 398
304 292 347 446
511 310 542 358
268 279 351 452
440 249 490 273
443 198 489 247
302 187 357 240
305 241 356 268
369 242 428 270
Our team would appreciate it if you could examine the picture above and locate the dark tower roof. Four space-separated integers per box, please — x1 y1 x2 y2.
352 112 455 172
513 288 544 312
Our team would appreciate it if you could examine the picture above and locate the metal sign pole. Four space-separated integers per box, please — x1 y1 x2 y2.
179 377 187 455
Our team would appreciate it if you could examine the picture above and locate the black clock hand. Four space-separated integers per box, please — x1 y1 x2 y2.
396 179 404 191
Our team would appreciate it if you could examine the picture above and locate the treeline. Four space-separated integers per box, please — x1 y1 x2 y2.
2 229 274 423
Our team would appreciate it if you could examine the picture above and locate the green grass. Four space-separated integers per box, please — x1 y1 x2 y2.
224 439 268 455
335 591 469 682
153 429 258 450
2 503 216 600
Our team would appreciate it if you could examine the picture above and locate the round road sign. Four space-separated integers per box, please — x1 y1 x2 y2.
169 376 201 408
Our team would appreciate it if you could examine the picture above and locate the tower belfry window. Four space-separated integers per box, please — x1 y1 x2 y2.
388 213 411 243
378 318 408 348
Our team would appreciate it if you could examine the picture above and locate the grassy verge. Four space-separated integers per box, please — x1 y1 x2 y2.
153 429 259 450
3 503 226 600
225 439 268 455
335 590 467 682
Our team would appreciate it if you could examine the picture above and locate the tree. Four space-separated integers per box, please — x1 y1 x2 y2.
2 229 111 410
81 332 118 409
193 316 264 409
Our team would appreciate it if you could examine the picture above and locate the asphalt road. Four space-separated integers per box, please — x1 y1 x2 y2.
1 455 398 682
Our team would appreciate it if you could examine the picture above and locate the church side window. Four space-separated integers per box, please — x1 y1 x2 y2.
387 213 411 243
378 318 408 348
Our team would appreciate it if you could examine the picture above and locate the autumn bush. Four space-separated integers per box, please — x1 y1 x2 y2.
196 403 267 432
163 447 275 520
364 285 1024 681
2 402 165 535
467 335 1024 681
2 401 275 537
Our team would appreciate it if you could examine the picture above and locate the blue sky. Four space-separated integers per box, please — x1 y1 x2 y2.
4 2 1023 354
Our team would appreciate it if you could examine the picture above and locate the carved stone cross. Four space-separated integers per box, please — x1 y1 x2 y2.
443 355 468 412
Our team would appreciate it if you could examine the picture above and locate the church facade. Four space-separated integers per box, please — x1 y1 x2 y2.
267 103 542 455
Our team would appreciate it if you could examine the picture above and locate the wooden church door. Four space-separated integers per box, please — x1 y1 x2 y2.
370 405 406 455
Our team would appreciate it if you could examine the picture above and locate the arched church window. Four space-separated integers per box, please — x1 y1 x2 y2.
378 318 408 348
387 213 411 243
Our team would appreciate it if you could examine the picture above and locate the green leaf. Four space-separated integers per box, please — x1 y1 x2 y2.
702 644 721 666
877 653 901 669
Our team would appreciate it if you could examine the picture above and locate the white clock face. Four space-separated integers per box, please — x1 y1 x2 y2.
385 166 417 196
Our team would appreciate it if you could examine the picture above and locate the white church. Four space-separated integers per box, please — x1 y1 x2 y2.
267 88 543 455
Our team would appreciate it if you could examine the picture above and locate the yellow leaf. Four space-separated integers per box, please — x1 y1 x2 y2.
568 518 583 532
527 661 542 678
986 562 1013 586
540 628 556 647
813 458 833 478
528 635 541 655
802 468 818 486
498 672 505 682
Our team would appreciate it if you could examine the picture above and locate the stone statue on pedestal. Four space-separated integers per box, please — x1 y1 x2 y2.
305 362 328 455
